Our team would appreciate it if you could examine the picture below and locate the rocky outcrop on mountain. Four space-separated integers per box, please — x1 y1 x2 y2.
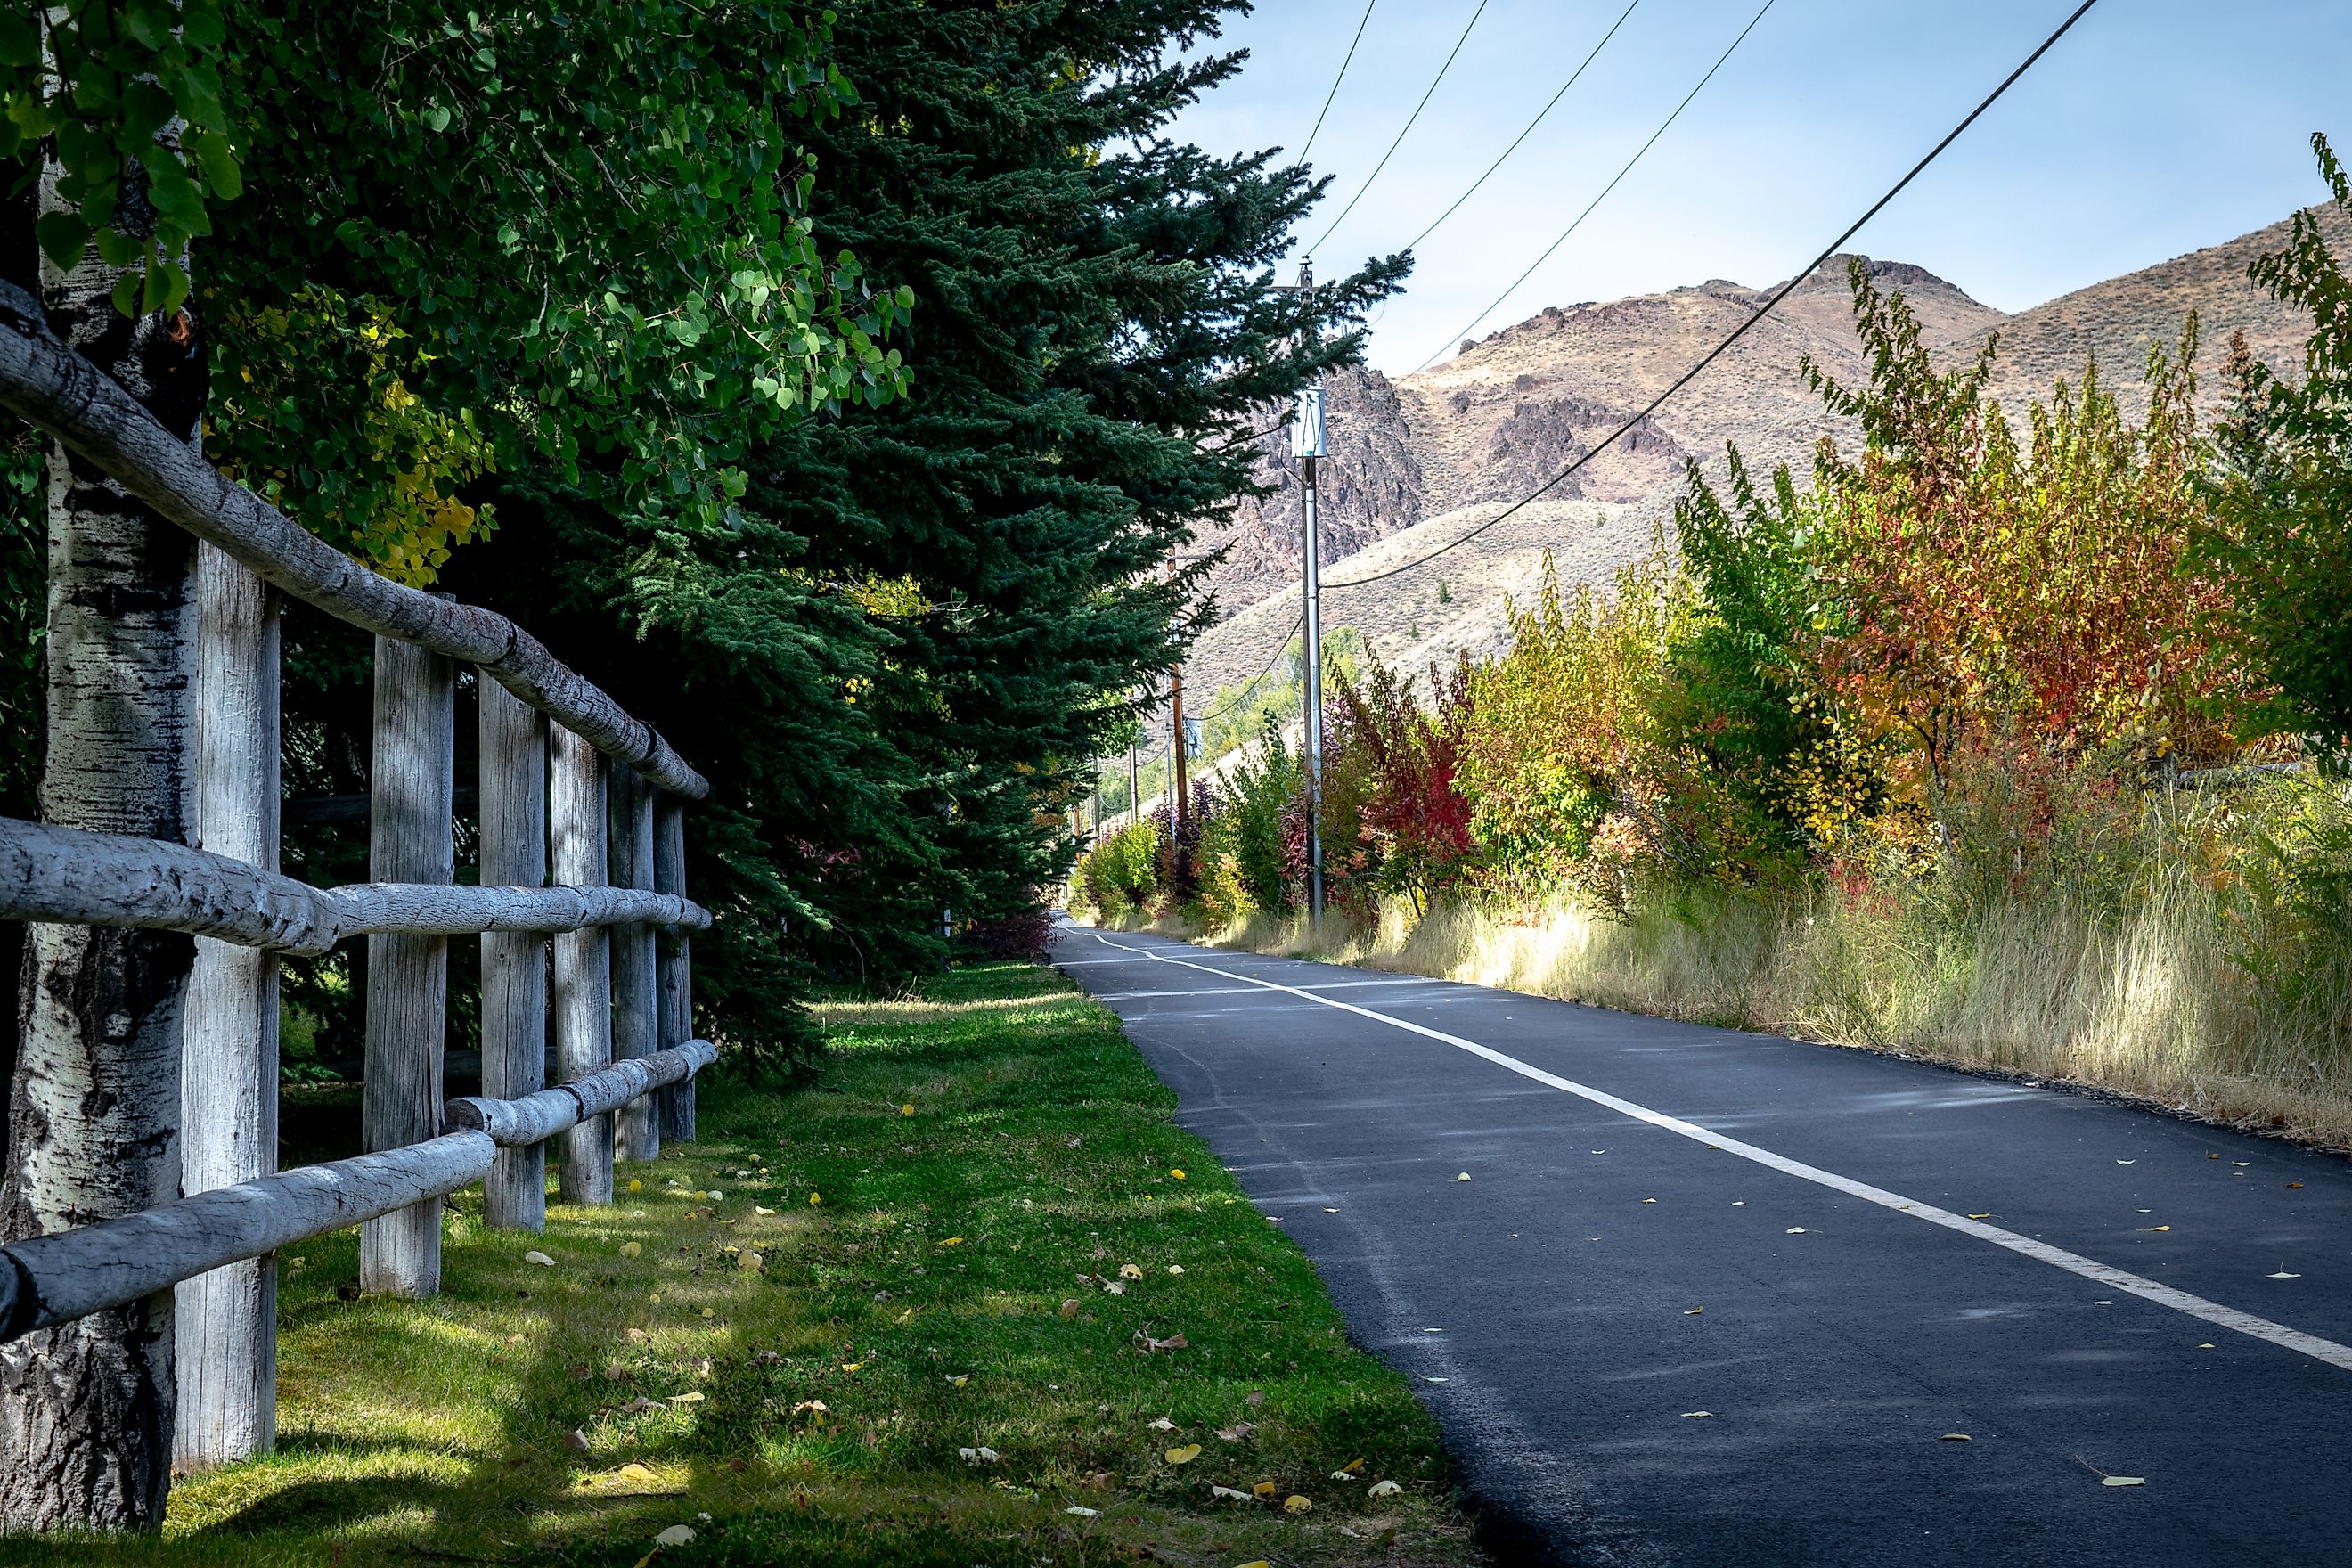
1196 365 1426 620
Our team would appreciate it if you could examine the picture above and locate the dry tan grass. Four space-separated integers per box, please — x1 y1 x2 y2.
1129 878 2352 1151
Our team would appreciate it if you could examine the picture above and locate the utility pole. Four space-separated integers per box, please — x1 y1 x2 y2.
1128 737 1139 829
1170 666 1190 893
1290 262 1328 927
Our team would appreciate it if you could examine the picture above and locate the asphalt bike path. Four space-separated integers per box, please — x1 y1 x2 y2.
1051 925 2352 1567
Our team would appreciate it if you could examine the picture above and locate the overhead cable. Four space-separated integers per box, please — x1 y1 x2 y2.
1327 0 2103 592
1307 0 1491 257
1412 0 1777 372
1401 0 1645 257
1296 0 1380 167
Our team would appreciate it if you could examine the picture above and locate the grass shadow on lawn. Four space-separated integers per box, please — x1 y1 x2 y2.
9 960 1475 1567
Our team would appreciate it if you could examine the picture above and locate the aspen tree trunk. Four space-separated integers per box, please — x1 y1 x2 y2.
0 157 203 1531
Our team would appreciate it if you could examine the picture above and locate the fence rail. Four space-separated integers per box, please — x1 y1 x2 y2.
0 275 716 1482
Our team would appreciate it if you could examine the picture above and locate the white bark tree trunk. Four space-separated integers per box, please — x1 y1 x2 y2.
0 157 202 1531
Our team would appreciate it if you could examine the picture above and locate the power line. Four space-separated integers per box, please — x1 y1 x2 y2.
1325 0 2103 592
1296 0 1379 167
1412 0 1776 372
1193 611 1306 723
1307 0 1491 257
1401 0 1645 257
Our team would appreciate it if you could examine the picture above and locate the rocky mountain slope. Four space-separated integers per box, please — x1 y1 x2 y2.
1177 205 2349 708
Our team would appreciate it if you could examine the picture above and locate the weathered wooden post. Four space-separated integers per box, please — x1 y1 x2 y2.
359 637 453 1295
609 766 661 1163
478 680 549 1230
551 727 613 1202
175 545 280 1469
654 797 696 1143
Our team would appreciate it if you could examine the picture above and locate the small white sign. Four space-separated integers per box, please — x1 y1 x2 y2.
1290 384 1327 458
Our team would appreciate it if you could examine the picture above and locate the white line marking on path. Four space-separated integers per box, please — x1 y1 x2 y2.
1078 931 2352 1375
1098 979 1440 1001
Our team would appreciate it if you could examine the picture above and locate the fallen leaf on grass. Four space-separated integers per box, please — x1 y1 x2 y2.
947 1374 968 1387
670 1392 706 1405
621 1398 665 1415
1330 1470 1358 1482
1118 1263 1145 1280
1253 1482 1277 1498
840 1361 865 1373
1104 1282 1127 1296
1064 1506 1098 1518
755 1205 777 1215
563 1429 592 1453
790 1400 827 1417
700 1308 715 1319
1210 1485 1251 1501
1167 1264 1186 1275
1339 1458 1364 1474
1284 1494 1313 1514
620 1242 642 1259
1165 1444 1202 1466
1171 1169 1187 1180
1368 1479 1403 1498
1147 1417 1176 1431
902 1104 916 1117
739 1251 764 1272
1137 1331 1188 1352
959 1446 1000 1464
1058 1299 1082 1319
1216 1425 1255 1441
525 1251 557 1267
654 1523 696 1545
1246 1390 1265 1407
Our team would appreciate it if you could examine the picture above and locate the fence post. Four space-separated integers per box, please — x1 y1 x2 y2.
478 679 549 1230
609 766 660 1163
654 797 696 1143
175 545 281 1469
359 636 453 1295
551 726 613 1203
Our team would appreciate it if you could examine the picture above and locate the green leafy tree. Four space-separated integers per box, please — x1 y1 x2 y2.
2206 132 2352 762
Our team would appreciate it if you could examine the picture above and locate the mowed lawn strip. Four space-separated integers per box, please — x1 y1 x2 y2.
18 960 1474 1567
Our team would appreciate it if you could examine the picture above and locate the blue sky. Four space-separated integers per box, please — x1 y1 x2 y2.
1165 1 2351 374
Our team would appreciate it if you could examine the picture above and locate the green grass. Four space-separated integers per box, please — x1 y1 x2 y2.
13 961 1474 1567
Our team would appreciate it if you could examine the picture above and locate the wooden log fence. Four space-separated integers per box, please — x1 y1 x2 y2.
0 277 723 1484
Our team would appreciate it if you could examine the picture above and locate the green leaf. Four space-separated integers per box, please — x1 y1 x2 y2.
186 125 241 199
122 0 175 49
180 0 227 50
35 211 92 272
0 10 40 68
